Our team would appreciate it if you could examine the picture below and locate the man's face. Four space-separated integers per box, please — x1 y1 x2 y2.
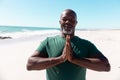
59 11 77 35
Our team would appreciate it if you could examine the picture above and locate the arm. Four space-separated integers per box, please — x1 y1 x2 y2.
27 47 67 70
70 56 110 71
66 35 111 72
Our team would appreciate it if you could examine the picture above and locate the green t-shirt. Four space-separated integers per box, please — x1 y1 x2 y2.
36 35 101 80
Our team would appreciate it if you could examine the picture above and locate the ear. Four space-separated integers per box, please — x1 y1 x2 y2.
59 20 61 24
75 20 78 26
76 20 78 24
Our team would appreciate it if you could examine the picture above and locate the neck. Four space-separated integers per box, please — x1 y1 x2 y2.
61 33 74 38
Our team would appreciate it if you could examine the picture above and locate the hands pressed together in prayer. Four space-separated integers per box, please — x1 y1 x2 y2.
60 35 74 62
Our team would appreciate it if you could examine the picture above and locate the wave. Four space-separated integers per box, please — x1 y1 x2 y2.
0 26 60 33
0 30 61 39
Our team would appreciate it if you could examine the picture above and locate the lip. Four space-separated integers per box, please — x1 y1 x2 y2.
64 27 71 31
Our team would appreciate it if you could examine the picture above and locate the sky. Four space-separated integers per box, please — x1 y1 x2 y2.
0 0 120 29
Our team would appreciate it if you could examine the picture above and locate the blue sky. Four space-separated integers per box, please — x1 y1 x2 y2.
0 0 120 29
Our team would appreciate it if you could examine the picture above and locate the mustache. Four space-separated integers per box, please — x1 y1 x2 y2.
63 24 72 28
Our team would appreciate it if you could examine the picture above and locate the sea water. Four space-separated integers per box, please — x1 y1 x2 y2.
0 26 60 39
0 26 60 45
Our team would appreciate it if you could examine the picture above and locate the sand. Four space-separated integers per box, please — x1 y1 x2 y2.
0 30 120 80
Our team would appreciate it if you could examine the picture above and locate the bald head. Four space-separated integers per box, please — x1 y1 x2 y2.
61 9 77 20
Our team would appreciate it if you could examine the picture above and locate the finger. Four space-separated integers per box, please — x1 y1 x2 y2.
66 35 70 42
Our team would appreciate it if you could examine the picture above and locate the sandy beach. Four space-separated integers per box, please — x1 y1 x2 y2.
0 30 120 80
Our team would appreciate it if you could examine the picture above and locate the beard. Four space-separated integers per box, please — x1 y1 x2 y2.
62 26 74 35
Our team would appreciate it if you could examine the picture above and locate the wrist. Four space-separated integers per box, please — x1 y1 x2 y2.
68 56 75 63
58 56 67 63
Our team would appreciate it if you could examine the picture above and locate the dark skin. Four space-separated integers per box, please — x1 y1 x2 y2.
27 9 111 71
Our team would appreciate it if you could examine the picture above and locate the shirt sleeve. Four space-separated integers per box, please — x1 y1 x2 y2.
36 38 48 53
88 42 102 56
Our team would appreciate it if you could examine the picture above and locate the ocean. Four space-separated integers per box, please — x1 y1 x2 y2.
0 26 60 39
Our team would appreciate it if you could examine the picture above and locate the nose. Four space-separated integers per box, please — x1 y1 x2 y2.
65 20 70 24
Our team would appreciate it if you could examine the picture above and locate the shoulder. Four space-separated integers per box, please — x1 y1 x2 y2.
36 36 60 50
73 36 97 49
73 36 93 45
43 35 61 43
46 35 60 40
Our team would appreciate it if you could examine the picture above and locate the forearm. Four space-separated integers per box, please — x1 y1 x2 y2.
70 58 110 71
27 56 63 70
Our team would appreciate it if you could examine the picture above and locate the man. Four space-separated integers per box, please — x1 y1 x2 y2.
26 9 110 80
